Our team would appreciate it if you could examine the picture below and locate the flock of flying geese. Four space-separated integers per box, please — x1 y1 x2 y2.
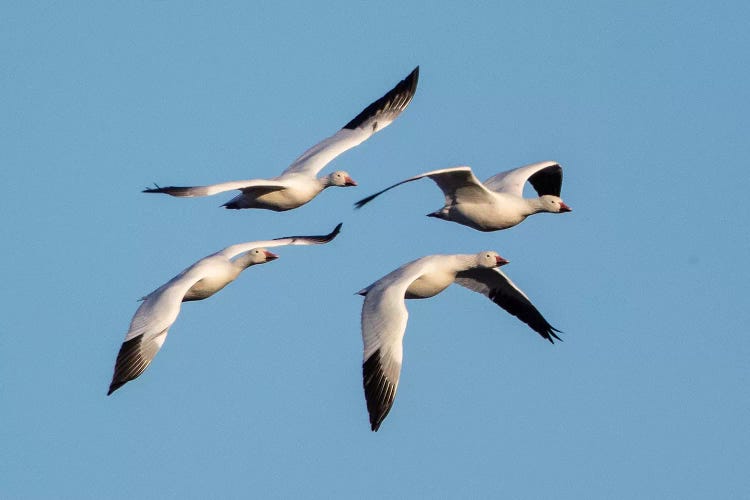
108 66 572 431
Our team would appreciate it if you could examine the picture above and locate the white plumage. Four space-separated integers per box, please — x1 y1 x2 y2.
355 161 571 231
358 251 561 431
143 67 419 211
107 224 342 395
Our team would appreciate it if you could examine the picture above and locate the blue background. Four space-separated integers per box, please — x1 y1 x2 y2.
2 1 749 498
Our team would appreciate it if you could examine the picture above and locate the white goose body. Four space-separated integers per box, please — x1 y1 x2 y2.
399 255 471 299
355 161 571 232
440 191 541 231
221 172 327 211
358 251 561 431
107 224 342 395
144 67 419 211
181 259 245 301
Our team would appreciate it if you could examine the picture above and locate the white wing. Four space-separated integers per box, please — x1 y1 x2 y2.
108 224 342 395
216 223 342 260
108 261 213 395
482 161 562 197
143 179 288 198
454 267 561 343
281 67 419 177
359 258 432 431
355 166 495 209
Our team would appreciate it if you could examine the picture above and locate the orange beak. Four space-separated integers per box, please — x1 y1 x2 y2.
344 176 358 187
559 202 572 213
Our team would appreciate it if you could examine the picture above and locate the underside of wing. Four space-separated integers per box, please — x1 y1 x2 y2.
239 184 288 195
269 222 343 246
143 179 287 198
282 67 419 177
107 330 168 395
482 161 561 197
217 223 342 260
360 269 419 431
363 348 398 431
108 266 212 394
342 66 419 132
527 164 563 197
354 166 487 209
455 268 561 343
426 167 494 204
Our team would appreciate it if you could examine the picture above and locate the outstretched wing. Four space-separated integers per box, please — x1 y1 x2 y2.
359 259 432 431
108 264 210 395
454 267 562 343
281 67 419 177
216 223 343 260
360 280 410 431
483 161 562 197
143 179 288 198
107 328 169 395
355 166 494 209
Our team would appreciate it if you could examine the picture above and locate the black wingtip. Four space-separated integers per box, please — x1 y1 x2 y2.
547 327 563 344
143 184 195 197
317 222 343 242
107 336 151 396
393 66 420 98
107 383 122 396
354 181 402 209
363 349 396 432
528 164 564 197
404 65 419 96
343 66 420 130
354 193 378 209
272 222 343 244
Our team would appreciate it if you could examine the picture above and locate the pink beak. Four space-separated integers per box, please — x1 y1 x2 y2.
495 255 509 266
344 176 358 187
559 202 572 213
264 250 279 261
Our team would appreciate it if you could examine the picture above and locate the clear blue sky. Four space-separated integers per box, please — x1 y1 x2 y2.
2 1 749 498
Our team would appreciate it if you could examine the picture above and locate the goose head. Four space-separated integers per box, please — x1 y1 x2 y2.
327 170 358 188
476 250 509 268
232 248 278 270
538 195 572 213
245 248 279 265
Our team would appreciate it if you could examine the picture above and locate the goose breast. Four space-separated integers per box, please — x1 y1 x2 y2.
182 272 240 301
448 194 532 231
404 269 457 299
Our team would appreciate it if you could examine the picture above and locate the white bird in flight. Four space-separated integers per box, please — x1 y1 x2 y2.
144 67 420 211
355 161 571 231
357 251 561 431
107 223 342 395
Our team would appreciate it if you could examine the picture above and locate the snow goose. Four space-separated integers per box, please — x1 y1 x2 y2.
357 251 561 431
355 161 571 231
107 223 342 395
143 67 419 211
